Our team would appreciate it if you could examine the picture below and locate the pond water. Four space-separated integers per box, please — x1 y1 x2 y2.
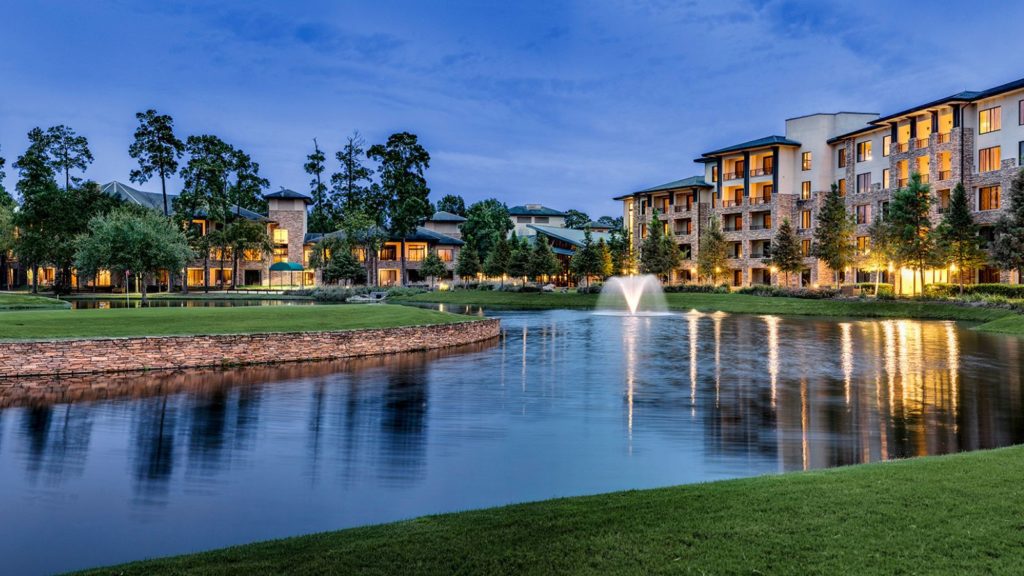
2 308 1024 574
67 298 318 309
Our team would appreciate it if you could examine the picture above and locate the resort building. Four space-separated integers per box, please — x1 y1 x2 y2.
617 74 1024 291
509 204 566 235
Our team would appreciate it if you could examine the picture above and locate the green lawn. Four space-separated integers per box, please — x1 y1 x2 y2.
0 292 70 310
71 445 1024 575
0 304 471 340
63 292 313 301
396 290 1014 323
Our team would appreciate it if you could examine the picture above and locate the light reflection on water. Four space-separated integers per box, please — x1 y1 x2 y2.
1 308 1024 575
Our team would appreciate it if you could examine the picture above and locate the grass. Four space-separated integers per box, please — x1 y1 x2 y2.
0 304 472 340
63 292 313 301
971 313 1024 334
395 290 1015 323
71 445 1024 575
0 292 70 310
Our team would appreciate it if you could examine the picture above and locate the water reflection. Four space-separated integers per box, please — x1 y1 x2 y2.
3 310 1024 575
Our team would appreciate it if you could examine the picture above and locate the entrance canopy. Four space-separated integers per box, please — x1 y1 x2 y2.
269 262 304 272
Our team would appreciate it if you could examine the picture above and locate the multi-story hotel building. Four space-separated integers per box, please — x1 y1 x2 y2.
617 75 1024 290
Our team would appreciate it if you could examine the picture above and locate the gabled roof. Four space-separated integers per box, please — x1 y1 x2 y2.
509 204 565 217
264 187 312 203
307 226 464 246
614 176 711 200
826 123 888 145
526 224 612 248
429 210 467 222
100 181 267 221
698 135 801 160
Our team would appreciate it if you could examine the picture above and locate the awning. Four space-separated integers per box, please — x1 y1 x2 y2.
269 262 304 271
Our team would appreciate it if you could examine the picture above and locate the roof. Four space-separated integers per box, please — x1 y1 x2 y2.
526 224 612 248
429 210 467 222
698 135 801 159
585 221 611 229
614 176 711 200
826 123 888 144
868 75 1024 125
307 226 463 246
508 204 565 217
100 181 267 221
264 188 313 203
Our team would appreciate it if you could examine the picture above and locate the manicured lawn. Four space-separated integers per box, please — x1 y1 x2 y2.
0 292 70 310
972 313 1024 334
63 292 313 301
0 304 470 340
71 445 1024 575
396 290 1014 323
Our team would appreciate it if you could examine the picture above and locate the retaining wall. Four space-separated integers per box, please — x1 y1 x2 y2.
0 319 500 377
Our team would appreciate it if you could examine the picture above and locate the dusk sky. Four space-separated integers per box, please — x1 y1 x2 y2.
3 0 1024 218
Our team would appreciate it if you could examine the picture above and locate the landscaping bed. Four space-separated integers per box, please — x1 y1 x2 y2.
70 445 1024 575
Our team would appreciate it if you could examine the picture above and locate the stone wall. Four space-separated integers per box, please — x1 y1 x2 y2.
0 319 500 378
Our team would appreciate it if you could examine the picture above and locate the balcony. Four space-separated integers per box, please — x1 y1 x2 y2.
749 251 770 259
723 225 743 232
914 138 929 150
673 205 692 213
938 170 952 181
749 195 772 205
721 199 743 208
749 224 772 231
750 167 774 177
895 142 910 153
723 171 743 181
936 132 951 144
674 229 692 237
919 174 930 184
898 178 909 187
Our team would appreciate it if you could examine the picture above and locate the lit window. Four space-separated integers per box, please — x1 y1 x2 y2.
882 168 891 189
272 246 288 263
407 244 426 262
882 135 891 157
711 165 719 182
856 236 869 255
856 141 873 162
838 149 847 168
837 179 846 196
855 204 871 224
979 106 1001 134
801 239 811 256
856 173 872 194
801 181 811 199
800 210 811 230
979 146 1001 173
273 228 289 244
801 152 812 171
979 186 1001 211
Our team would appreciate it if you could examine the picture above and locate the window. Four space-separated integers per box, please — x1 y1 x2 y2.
882 135 891 157
407 244 426 262
801 152 812 171
837 179 846 196
272 246 288 263
856 236 869 255
801 239 811 257
1019 141 1024 167
535 216 549 224
438 248 454 262
979 146 1001 173
243 249 262 262
856 172 872 194
855 204 871 225
882 168 891 188
516 216 531 223
800 210 811 230
379 245 398 260
979 106 1001 134
1019 99 1024 125
273 228 288 244
856 141 873 162
711 165 719 182
979 186 1001 211
187 268 206 287
937 189 950 212
881 201 890 220
838 149 847 168
801 181 811 199
190 219 207 236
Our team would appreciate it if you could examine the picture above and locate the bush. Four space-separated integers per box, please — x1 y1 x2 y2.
926 283 1024 298
855 282 894 296
736 285 840 299
663 283 730 294
576 284 604 295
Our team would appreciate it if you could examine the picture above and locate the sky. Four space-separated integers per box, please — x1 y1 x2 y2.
2 0 1024 218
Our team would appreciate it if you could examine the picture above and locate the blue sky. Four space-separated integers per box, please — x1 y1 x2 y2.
2 0 1024 218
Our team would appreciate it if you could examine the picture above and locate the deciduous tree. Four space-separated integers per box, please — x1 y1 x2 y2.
569 228 602 287
436 194 466 216
507 235 532 283
224 219 272 288
455 241 482 281
529 235 562 281
483 233 512 285
462 199 513 262
563 209 591 230
420 251 449 288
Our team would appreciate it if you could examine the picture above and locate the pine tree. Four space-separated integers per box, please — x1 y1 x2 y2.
639 210 680 280
865 213 894 295
529 235 561 281
608 226 636 275
569 228 601 287
936 182 987 293
507 235 532 283
597 238 614 280
420 251 449 288
129 110 184 216
455 242 482 281
888 173 938 295
811 183 856 288
305 138 334 233
993 169 1024 283
483 233 512 285
697 215 728 284
765 217 801 287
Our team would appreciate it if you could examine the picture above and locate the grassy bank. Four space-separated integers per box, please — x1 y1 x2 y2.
0 292 70 310
72 445 1024 575
395 290 1014 323
0 304 470 340
62 292 313 301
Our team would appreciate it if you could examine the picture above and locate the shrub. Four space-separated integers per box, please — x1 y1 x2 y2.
855 282 894 296
736 285 839 299
663 283 730 294
926 282 1024 298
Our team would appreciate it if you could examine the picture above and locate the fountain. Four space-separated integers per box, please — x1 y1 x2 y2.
595 274 671 316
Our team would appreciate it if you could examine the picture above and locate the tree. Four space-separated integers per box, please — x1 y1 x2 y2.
608 226 636 275
75 207 193 304
12 128 58 293
597 239 614 280
764 217 801 287
697 215 728 284
455 241 482 281
564 209 591 229
811 183 856 288
0 203 14 289
529 235 562 282
177 135 233 292
936 182 987 293
639 211 680 280
993 169 1024 283
368 132 433 286
331 131 376 217
310 236 364 285
461 199 513 262
483 233 512 284
436 194 467 216
340 208 387 285
420 251 448 288
569 228 602 286
305 138 334 233
865 214 894 295
0 145 14 208
597 215 623 229
887 173 938 295
224 219 272 287
507 235 532 283
129 109 184 216
42 125 93 191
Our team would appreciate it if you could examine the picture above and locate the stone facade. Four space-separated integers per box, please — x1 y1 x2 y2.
0 319 500 378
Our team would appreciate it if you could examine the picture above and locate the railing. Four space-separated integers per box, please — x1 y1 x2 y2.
728 253 743 259
749 224 771 231
898 178 909 187
673 205 692 213
938 170 952 180
919 174 930 184
723 225 743 232
674 229 692 236
723 171 743 181
750 167 774 177
721 199 743 208
749 252 770 259
936 132 951 144
914 138 929 150
895 142 910 153
750 195 772 205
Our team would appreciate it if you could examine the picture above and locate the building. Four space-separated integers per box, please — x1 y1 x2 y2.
617 74 1024 291
509 204 566 235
